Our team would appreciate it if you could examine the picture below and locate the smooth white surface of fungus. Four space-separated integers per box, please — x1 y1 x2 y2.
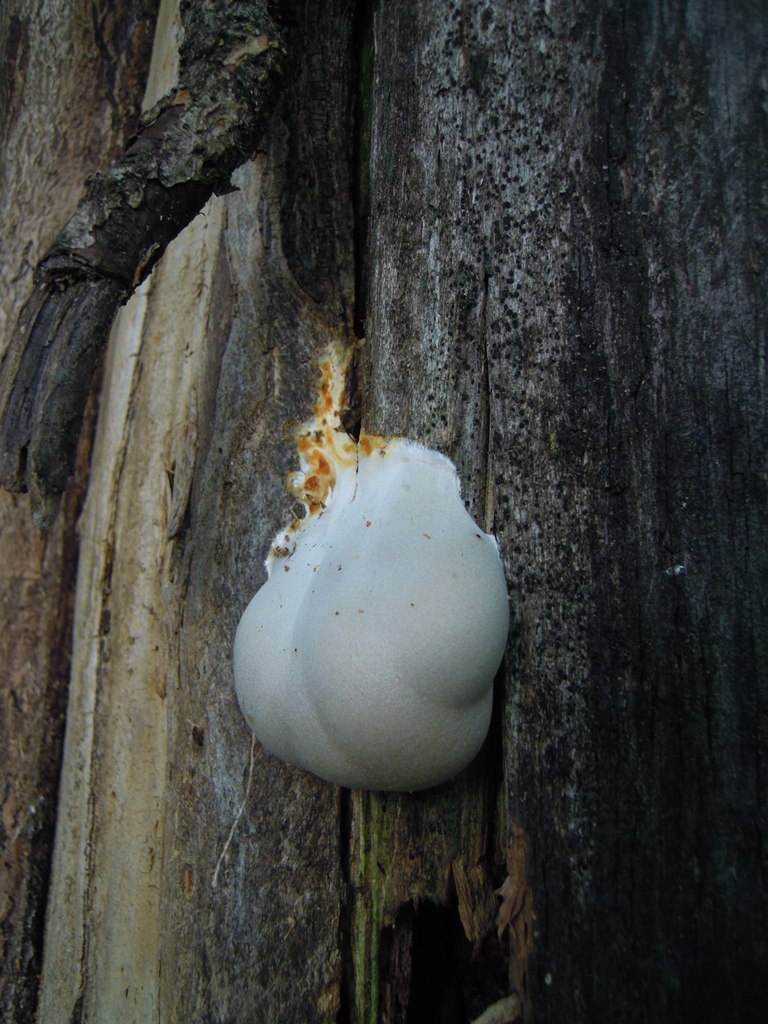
233 435 509 791
233 342 508 790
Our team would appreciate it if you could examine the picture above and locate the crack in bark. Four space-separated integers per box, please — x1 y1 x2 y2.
0 0 286 527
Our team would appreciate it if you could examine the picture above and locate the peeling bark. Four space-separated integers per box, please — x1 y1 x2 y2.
0 3 158 1021
37 2 354 1020
0 0 285 526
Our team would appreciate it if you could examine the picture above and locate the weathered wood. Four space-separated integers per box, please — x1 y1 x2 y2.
0 3 158 1021
0 0 285 526
38 1 355 1020
0 0 159 345
4 1 765 1023
365 1 767 1021
0 487 80 1024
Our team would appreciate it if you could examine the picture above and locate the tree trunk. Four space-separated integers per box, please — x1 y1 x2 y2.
0 3 158 1021
1 1 766 1023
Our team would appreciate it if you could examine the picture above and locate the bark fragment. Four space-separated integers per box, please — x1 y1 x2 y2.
0 0 285 526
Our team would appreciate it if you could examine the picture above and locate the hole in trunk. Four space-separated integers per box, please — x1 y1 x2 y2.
407 903 469 1024
379 900 508 1024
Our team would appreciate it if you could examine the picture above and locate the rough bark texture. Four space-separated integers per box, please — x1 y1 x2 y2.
2 1 766 1023
37 2 353 1021
0 483 81 1024
362 2 766 1021
0 3 158 1022
0 0 284 526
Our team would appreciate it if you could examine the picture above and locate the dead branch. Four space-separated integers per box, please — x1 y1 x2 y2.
0 0 285 526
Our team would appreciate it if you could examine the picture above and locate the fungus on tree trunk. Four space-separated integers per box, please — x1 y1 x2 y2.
233 342 509 790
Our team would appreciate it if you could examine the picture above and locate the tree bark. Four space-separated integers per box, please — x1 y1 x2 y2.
35 1 353 1020
1 1 766 1023
0 0 284 527
0 3 158 1021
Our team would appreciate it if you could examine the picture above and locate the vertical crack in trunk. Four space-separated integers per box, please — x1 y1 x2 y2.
351 0 375 340
480 266 495 537
337 786 353 1024
338 6 376 1018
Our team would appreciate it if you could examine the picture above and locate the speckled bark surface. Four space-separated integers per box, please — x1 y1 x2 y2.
364 2 767 1021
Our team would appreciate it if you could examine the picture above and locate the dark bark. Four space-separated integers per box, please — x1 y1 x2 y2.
363 1 767 1021
0 0 285 527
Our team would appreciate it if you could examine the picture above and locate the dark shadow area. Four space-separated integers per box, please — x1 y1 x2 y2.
385 901 508 1024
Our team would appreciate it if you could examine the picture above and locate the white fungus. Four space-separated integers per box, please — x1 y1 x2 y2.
233 345 509 791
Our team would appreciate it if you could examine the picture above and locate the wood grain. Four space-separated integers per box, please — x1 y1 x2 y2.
3 2 765 1022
